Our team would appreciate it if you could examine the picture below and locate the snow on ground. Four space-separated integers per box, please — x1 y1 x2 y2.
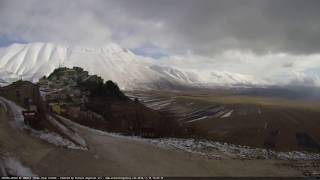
0 156 35 176
39 90 48 101
0 97 25 129
57 114 320 161
32 130 86 150
119 136 320 160
0 97 86 150
47 115 87 148
182 106 213 117
0 158 7 176
185 116 208 123
213 109 228 118
0 99 8 112
142 98 174 110
144 138 320 161
221 110 234 118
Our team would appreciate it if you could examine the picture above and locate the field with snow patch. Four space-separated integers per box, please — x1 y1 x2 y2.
126 91 320 152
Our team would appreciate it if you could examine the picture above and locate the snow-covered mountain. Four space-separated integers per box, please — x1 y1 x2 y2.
0 43 263 89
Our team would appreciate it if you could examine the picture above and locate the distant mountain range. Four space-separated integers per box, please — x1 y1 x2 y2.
0 42 264 89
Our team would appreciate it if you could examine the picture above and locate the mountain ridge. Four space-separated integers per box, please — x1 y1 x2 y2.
0 42 263 89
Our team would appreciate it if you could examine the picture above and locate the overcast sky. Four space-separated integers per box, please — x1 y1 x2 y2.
1 0 320 86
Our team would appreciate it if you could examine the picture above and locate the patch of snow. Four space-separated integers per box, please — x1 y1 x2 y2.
143 138 320 161
47 115 87 147
0 99 8 112
180 105 220 119
39 90 47 100
185 116 208 123
32 130 86 150
157 102 171 107
0 159 7 176
0 96 25 129
142 98 164 103
0 97 86 150
1 156 35 176
56 114 320 161
213 109 228 118
220 110 234 118
146 100 173 110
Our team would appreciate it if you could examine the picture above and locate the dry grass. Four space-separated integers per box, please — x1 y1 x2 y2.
176 94 320 111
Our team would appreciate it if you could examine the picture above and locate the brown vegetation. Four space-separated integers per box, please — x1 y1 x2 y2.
85 96 182 137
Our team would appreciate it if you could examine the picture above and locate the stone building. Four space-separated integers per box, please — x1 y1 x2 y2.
0 80 42 109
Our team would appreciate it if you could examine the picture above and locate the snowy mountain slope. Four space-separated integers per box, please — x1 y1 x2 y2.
0 78 7 87
196 71 267 86
0 43 263 89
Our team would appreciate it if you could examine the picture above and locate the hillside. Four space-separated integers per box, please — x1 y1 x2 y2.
39 67 182 137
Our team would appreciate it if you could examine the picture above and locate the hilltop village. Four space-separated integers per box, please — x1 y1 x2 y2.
0 67 181 137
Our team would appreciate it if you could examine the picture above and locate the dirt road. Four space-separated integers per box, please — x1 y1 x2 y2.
0 98 305 177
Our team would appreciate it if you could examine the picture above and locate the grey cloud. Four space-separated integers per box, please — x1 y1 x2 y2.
289 76 316 87
282 62 294 68
0 0 113 46
104 0 320 55
1 0 320 55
